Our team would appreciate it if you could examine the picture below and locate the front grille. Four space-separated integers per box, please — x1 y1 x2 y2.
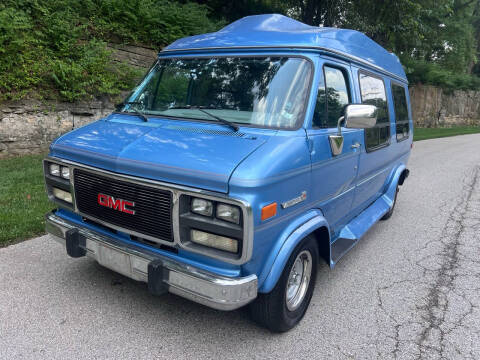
74 169 173 242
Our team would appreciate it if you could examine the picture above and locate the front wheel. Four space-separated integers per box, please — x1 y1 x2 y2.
249 235 318 332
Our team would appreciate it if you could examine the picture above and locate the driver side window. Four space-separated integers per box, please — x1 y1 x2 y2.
312 66 351 128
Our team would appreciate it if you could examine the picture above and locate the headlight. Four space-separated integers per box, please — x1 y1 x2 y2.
49 163 70 180
216 203 240 224
61 166 70 180
191 198 213 216
49 164 60 177
52 187 73 203
190 229 238 253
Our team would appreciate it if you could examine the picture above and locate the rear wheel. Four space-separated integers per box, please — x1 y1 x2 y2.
249 235 318 332
381 186 399 220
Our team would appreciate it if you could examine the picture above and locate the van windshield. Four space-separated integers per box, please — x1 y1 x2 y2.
119 57 312 129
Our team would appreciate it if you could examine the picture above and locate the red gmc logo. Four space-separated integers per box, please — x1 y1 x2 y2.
97 193 135 215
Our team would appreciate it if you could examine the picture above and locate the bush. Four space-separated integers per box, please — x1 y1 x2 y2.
50 40 139 102
0 7 45 99
0 0 220 102
83 0 221 47
402 58 480 91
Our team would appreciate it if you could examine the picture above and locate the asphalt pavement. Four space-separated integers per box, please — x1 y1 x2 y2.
1 134 480 359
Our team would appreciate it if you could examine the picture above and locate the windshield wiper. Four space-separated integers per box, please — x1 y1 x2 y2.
169 105 239 132
116 101 149 122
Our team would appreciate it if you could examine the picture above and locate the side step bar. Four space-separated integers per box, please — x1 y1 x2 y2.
330 194 391 265
330 166 408 266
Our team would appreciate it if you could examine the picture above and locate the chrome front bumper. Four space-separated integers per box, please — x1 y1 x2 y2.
45 212 257 310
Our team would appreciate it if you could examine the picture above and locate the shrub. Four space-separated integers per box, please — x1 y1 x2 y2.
82 0 221 47
402 57 480 91
0 0 219 102
50 40 140 102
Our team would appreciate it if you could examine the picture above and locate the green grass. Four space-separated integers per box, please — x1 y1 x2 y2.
414 126 480 141
0 154 52 246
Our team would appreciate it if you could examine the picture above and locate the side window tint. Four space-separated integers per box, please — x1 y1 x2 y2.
359 73 390 150
312 66 350 128
392 84 410 140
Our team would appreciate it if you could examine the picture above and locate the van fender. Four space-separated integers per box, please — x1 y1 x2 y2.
258 209 329 293
383 164 407 207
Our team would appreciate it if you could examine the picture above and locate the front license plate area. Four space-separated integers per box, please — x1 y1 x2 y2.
97 245 131 277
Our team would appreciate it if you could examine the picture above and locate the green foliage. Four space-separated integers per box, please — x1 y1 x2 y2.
50 40 139 102
0 0 219 102
0 6 45 99
193 0 286 23
403 58 480 91
81 0 221 47
279 0 480 90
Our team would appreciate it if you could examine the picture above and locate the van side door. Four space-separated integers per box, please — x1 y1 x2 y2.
350 68 395 212
306 58 363 235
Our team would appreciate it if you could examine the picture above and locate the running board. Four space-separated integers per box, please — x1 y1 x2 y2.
330 193 392 266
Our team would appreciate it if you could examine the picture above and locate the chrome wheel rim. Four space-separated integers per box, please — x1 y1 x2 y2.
286 250 312 311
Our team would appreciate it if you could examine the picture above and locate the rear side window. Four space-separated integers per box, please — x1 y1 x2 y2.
312 66 350 128
359 72 390 150
391 84 410 141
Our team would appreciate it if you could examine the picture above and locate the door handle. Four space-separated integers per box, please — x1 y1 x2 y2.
351 142 361 149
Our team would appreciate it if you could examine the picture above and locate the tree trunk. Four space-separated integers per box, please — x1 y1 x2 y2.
299 0 313 25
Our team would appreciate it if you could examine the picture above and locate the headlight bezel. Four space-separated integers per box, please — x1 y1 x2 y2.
43 159 74 210
180 195 246 258
190 196 242 225
49 163 71 180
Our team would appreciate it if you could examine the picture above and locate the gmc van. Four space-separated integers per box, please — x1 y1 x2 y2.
44 14 412 332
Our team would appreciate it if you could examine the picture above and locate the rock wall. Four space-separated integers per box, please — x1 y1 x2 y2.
0 99 114 157
410 85 480 128
107 43 158 69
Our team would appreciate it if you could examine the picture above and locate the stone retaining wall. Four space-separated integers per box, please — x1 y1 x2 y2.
107 43 157 69
409 85 480 128
0 99 114 157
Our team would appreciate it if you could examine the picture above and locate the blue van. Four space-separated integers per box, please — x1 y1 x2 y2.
44 14 412 332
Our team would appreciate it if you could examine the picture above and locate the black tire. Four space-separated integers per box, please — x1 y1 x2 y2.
381 187 399 220
249 235 318 332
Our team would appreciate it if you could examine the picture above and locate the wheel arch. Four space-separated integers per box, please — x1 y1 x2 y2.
311 225 330 265
258 209 330 293
398 168 410 186
383 164 407 205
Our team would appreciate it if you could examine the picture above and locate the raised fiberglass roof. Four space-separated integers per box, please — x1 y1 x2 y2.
163 14 407 82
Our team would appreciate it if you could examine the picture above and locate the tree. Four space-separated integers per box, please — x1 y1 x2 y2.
279 0 480 86
469 0 480 74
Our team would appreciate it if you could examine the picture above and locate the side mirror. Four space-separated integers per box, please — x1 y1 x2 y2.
344 104 377 129
329 104 378 156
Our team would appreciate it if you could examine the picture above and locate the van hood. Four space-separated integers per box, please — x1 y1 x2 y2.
49 114 268 193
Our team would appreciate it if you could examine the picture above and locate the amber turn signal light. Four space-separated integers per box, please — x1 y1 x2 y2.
261 202 277 221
